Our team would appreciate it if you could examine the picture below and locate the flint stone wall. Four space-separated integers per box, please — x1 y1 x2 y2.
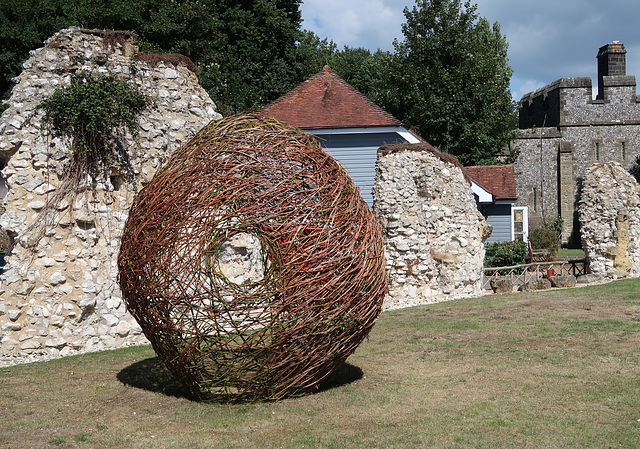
0 28 221 366
579 162 640 278
373 144 491 310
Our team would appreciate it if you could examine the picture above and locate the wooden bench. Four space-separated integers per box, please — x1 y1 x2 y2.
528 241 549 263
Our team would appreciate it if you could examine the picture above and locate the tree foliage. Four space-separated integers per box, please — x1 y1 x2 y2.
328 47 390 99
197 0 304 114
293 30 336 80
290 36 391 101
0 0 518 162
375 0 517 165
0 0 308 114
0 0 68 101
0 0 389 115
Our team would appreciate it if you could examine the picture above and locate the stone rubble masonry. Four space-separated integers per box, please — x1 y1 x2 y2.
549 274 577 289
490 278 513 294
373 144 491 310
579 162 640 278
0 28 222 366
518 278 551 292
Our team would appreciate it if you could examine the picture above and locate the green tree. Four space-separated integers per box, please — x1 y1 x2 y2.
192 0 304 114
0 0 210 101
290 40 392 100
377 0 517 166
0 0 68 100
0 0 306 114
329 47 390 99
293 29 337 80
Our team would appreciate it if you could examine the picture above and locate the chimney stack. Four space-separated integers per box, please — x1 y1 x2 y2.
597 41 626 99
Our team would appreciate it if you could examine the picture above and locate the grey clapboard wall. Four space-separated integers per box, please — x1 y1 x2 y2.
310 131 409 206
483 204 513 243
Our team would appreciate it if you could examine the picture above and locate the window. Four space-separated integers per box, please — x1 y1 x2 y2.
595 142 600 161
533 188 537 212
512 207 528 242
621 141 626 161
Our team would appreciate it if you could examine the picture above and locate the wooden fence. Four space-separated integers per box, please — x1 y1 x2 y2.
482 259 587 290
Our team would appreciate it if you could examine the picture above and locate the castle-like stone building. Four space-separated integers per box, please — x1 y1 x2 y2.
514 42 640 246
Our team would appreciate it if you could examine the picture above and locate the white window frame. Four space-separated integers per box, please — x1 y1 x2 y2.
511 206 529 242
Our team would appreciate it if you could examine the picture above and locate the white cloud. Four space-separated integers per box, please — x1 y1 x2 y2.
300 0 640 99
510 78 546 101
301 0 409 51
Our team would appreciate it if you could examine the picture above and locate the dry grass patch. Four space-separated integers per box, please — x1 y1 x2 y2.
2 279 640 448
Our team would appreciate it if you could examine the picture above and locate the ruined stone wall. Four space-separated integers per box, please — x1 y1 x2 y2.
0 28 221 366
579 162 640 278
373 144 490 310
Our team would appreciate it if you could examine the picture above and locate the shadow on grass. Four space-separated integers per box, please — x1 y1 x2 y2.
117 357 191 399
117 357 363 401
317 362 363 393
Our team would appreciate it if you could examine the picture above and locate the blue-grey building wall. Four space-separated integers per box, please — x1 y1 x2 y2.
483 204 512 243
311 132 408 206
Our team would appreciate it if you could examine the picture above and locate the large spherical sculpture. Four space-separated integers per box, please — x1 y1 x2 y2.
118 114 387 401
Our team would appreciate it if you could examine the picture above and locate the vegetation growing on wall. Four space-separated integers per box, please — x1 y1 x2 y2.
36 71 148 181
25 71 148 248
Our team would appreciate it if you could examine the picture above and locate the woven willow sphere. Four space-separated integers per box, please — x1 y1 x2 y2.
118 114 387 401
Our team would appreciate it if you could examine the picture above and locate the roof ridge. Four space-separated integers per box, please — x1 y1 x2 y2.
464 163 514 169
320 66 400 123
259 66 404 129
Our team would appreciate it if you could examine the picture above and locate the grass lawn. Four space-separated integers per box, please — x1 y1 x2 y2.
2 279 640 448
556 248 586 258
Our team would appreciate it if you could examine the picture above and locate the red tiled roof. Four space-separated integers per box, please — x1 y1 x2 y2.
259 66 403 129
462 164 517 200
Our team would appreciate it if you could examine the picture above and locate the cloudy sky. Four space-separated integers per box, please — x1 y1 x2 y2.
299 0 640 100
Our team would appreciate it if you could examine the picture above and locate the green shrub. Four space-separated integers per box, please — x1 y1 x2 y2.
544 214 564 243
529 227 558 254
529 214 564 255
484 240 528 269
